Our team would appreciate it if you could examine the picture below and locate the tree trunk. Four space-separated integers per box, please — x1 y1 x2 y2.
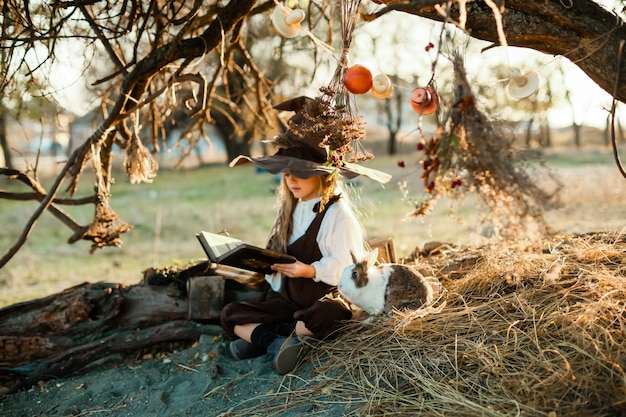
388 129 397 155
573 122 581 148
384 79 404 156
538 118 551 148
0 111 12 169
525 117 534 148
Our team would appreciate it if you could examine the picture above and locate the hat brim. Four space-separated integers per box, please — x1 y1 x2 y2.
230 155 392 184
230 155 333 179
341 161 392 184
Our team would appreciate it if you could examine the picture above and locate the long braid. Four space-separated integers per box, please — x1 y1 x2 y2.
317 173 337 213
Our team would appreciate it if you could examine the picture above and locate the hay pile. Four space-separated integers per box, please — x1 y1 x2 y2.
241 231 626 416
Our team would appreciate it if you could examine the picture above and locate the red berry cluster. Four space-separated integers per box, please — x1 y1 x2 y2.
415 133 464 195
416 136 441 190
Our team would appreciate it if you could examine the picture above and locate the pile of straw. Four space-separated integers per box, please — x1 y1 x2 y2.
241 231 626 416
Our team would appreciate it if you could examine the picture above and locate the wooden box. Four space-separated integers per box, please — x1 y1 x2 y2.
367 237 396 263
187 275 225 321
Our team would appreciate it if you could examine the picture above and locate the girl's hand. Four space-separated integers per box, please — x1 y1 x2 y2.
271 261 315 279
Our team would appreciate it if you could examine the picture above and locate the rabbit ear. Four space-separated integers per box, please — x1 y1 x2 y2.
364 248 378 269
350 251 358 264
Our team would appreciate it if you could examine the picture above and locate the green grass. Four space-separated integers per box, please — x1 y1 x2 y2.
1 147 625 308
541 147 618 167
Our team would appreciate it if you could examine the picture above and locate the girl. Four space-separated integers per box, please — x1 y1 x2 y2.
221 96 390 374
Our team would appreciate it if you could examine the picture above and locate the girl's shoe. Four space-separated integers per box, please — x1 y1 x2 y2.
229 339 264 360
271 335 309 375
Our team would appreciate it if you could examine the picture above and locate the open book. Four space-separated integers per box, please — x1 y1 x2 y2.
196 231 296 274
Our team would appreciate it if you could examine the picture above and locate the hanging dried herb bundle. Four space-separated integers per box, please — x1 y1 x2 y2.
295 0 372 167
412 52 561 239
285 94 368 163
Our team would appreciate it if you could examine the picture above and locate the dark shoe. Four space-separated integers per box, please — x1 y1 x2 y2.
266 336 287 356
229 339 264 360
271 335 309 375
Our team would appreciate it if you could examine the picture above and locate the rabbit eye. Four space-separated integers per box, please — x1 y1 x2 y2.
351 271 358 279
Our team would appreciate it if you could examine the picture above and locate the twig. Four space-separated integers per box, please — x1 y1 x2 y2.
483 0 507 47
176 363 199 372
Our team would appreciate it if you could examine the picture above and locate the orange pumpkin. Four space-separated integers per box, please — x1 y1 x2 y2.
344 65 373 94
410 87 439 115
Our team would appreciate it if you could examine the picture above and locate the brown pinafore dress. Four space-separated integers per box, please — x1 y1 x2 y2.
220 197 352 340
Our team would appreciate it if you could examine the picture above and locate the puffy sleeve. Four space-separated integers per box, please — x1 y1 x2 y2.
265 272 283 292
311 200 366 286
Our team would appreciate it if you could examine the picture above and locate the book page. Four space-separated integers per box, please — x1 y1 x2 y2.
200 232 242 259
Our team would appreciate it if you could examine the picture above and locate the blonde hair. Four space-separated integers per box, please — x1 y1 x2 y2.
266 173 337 253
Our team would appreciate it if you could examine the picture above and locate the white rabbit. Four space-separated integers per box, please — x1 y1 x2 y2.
338 248 434 315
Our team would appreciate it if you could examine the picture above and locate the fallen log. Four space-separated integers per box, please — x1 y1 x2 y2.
0 282 188 367
1 320 208 393
0 261 266 393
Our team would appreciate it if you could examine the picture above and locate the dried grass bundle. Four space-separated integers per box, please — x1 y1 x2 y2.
68 141 133 252
123 114 159 184
239 232 626 417
124 132 159 184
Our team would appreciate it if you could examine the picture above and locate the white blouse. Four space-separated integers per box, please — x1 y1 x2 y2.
265 196 365 292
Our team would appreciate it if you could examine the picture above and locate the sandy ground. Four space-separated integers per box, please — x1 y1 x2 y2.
0 325 351 417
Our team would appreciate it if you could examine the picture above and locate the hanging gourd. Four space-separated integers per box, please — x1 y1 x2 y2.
410 86 439 115
272 6 306 38
370 74 393 99
506 68 540 99
344 65 373 94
